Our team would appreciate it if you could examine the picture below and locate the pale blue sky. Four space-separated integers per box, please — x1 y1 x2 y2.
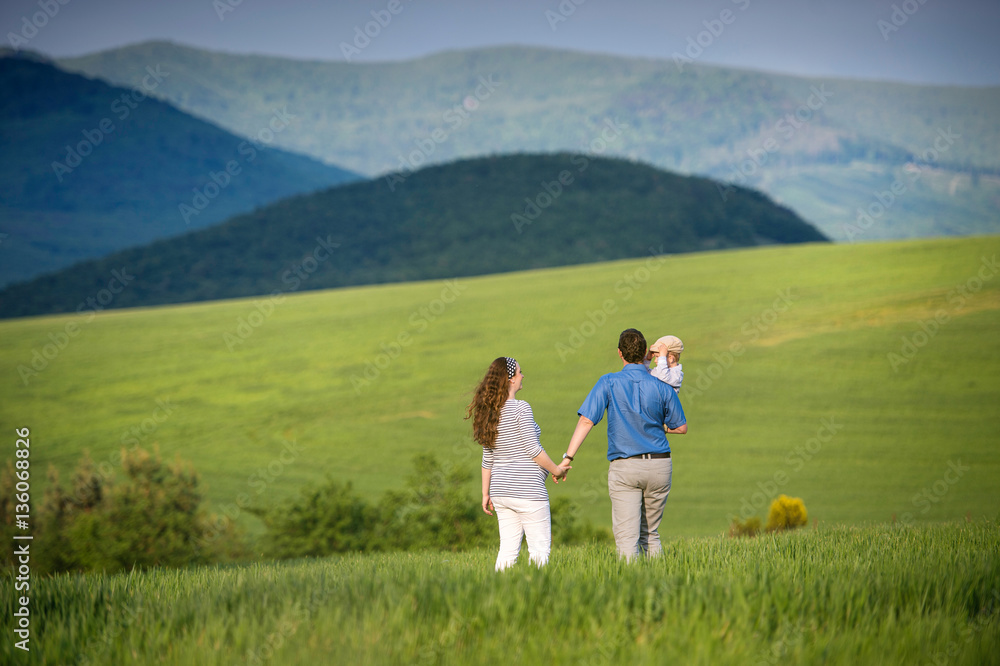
2 0 998 86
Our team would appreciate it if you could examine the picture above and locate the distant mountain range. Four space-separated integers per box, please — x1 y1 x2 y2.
59 41 1000 243
0 52 360 287
0 153 827 318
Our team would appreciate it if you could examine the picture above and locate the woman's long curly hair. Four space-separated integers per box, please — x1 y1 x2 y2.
466 357 512 449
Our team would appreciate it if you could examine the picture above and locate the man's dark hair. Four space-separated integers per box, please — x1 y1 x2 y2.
618 328 647 363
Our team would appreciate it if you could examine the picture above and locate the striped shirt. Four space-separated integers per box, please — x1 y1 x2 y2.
481 399 549 501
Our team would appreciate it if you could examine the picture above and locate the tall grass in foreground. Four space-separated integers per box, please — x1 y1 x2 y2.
3 522 997 665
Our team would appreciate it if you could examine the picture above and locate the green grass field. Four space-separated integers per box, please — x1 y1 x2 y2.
2 523 997 665
2 236 999 664
1 235 999 539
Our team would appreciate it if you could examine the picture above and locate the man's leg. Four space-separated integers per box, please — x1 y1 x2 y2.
638 502 649 554
639 459 672 557
608 460 644 561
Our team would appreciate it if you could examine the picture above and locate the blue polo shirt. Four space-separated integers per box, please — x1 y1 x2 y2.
578 363 687 461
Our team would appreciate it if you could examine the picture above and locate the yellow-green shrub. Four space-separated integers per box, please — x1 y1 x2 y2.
728 515 762 538
766 494 808 532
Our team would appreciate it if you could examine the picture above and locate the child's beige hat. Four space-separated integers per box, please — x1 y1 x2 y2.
652 335 684 354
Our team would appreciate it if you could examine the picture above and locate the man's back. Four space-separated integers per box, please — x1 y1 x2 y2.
579 363 686 460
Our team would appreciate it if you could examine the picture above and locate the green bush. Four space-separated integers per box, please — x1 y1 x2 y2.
1 447 244 575
252 454 607 558
551 497 612 545
251 478 377 559
2 449 609 573
728 515 763 538
376 453 495 552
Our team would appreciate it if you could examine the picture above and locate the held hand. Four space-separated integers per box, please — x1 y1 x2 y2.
552 460 572 483
482 494 494 515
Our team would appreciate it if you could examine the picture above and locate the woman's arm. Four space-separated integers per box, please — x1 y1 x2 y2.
481 466 493 515
532 449 569 479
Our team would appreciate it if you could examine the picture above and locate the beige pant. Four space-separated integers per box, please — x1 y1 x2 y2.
608 458 672 560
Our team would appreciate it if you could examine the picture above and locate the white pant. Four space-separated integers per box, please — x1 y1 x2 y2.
490 497 551 571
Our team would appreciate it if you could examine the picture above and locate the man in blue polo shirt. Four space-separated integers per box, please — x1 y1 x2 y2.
558 328 687 560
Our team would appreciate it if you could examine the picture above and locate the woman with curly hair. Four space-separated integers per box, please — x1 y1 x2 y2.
467 356 568 571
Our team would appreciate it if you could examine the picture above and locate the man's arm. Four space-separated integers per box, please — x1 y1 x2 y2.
557 416 594 477
666 423 687 435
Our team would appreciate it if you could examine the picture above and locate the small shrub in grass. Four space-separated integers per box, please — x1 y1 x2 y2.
728 515 763 538
551 496 612 545
766 494 808 532
0 462 17 562
376 453 495 552
1 447 246 574
251 478 378 558
252 454 609 557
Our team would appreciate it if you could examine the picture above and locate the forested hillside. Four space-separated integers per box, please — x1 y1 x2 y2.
0 53 359 286
0 153 826 317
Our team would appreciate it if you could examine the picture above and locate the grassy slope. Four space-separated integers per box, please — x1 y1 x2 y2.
2 524 997 665
0 237 998 538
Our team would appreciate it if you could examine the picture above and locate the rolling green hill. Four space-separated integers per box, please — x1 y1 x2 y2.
0 53 359 287
1 235 997 539
58 41 1000 241
0 153 826 317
